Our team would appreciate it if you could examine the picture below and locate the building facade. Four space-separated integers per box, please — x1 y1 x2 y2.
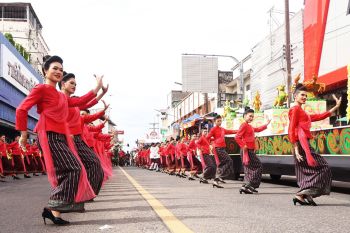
0 3 49 76
0 32 41 139
250 0 350 114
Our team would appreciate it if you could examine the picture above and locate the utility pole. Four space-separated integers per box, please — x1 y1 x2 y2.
285 0 292 107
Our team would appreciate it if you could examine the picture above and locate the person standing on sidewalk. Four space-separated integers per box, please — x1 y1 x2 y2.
288 84 341 206
206 115 237 188
235 108 270 194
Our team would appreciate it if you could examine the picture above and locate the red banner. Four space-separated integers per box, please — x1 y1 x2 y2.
303 0 330 81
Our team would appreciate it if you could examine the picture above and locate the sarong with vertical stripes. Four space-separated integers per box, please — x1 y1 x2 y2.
295 141 332 198
240 149 262 188
74 135 104 195
215 147 233 179
45 132 81 209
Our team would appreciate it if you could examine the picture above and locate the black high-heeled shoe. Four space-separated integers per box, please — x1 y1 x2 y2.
212 181 224 188
292 197 309 206
199 178 208 184
217 178 226 184
12 175 20 180
188 176 195 181
244 184 258 193
305 197 317 206
42 208 70 225
24 174 31 178
239 187 253 194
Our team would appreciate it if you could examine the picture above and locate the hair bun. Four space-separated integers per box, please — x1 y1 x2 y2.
43 55 51 63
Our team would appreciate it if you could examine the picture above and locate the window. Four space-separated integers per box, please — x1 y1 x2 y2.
246 84 250 91
3 6 26 19
348 0 350 15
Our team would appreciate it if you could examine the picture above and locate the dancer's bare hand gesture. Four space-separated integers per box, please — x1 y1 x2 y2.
102 116 109 124
102 100 110 111
19 132 27 152
329 95 342 113
102 84 109 94
93 74 104 94
294 145 303 162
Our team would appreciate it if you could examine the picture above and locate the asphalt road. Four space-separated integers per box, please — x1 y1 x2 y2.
0 167 349 233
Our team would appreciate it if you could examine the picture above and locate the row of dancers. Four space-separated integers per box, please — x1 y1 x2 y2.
136 84 342 206
14 55 115 225
0 136 46 180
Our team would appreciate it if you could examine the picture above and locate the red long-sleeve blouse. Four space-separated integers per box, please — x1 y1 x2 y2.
0 141 8 157
7 141 21 155
235 122 268 149
178 143 188 155
16 84 96 134
196 136 210 155
166 143 175 155
206 126 237 148
288 105 331 143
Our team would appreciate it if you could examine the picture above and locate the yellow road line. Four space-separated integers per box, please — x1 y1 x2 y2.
119 167 194 233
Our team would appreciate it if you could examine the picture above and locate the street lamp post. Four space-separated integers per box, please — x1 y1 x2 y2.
182 53 245 105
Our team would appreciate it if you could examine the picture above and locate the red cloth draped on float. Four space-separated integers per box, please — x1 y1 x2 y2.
303 0 330 81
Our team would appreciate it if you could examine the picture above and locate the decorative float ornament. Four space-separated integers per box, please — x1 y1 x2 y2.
222 100 239 119
347 64 350 122
252 91 262 112
273 85 288 107
291 73 326 99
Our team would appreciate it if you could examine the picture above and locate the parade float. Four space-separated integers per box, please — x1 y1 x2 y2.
218 0 350 182
220 72 350 182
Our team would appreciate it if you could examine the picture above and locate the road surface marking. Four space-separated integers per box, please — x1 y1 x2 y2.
119 167 194 233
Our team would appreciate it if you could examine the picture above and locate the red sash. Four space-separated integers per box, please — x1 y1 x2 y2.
297 115 317 166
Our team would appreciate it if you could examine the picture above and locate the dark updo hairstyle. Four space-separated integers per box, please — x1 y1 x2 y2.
214 114 222 120
42 55 63 76
293 83 307 95
243 108 254 116
58 71 75 89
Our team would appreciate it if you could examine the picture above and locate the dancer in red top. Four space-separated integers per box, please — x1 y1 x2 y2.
288 84 341 206
60 72 108 196
206 115 237 188
196 128 216 184
7 136 30 178
187 134 202 180
165 138 176 174
31 139 46 175
235 108 270 194
0 135 8 179
16 55 103 225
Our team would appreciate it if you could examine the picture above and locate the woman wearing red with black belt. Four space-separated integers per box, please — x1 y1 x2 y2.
288 84 341 206
16 55 103 225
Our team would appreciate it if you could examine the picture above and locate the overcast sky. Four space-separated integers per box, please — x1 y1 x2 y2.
8 0 304 149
